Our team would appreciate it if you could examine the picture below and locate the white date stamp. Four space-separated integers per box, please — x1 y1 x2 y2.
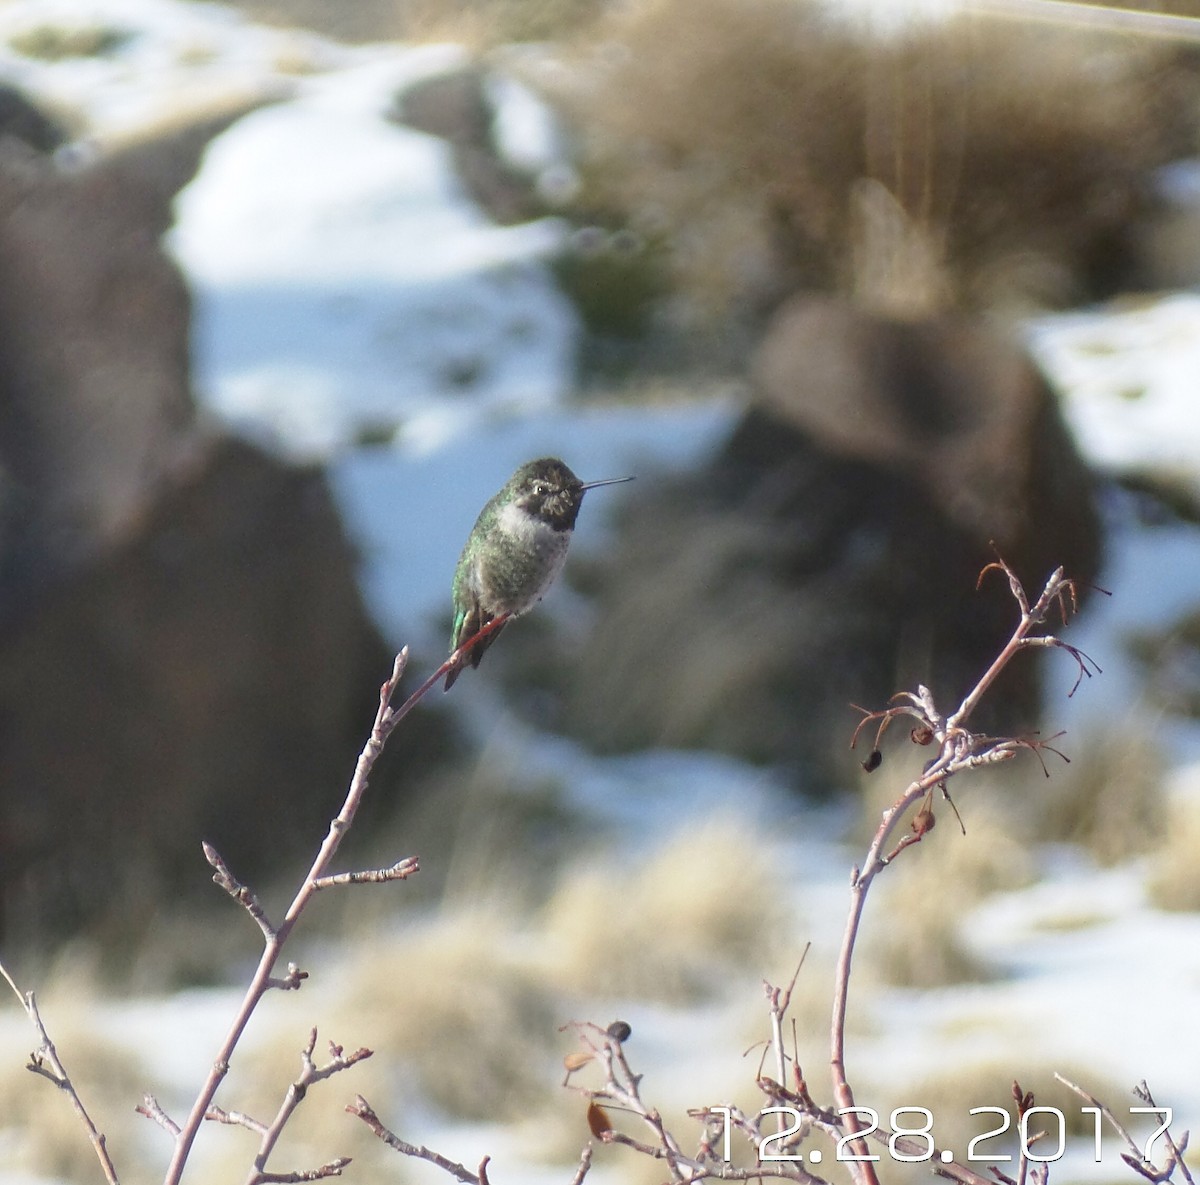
708 1105 1175 1165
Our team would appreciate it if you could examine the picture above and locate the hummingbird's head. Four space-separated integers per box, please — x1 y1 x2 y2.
507 458 634 530
509 458 586 528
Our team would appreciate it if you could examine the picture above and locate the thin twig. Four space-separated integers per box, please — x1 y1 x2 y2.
162 619 513 1183
161 650 408 1183
138 1095 181 1137
244 1030 372 1185
311 857 420 890
560 1021 832 1183
567 1145 594 1185
833 561 1090 1185
1134 1081 1194 1185
203 842 274 939
0 959 121 1184
205 1105 267 1135
265 964 308 992
252 1161 350 1182
347 1096 480 1184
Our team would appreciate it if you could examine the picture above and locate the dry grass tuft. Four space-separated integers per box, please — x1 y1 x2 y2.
331 910 562 1121
1146 785 1200 911
219 0 610 47
1032 727 1166 867
873 1059 1130 1173
7 22 133 60
541 0 1195 331
861 794 1036 988
0 993 146 1182
542 817 793 1002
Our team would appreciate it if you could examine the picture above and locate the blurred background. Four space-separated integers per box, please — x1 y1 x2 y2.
1 0 1199 1180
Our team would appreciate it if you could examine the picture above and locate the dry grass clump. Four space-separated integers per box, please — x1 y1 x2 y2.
0 996 145 1182
862 796 1036 988
542 817 793 1002
7 23 133 60
1146 785 1200 911
212 0 608 47
332 911 562 1121
1032 727 1166 866
872 1059 1130 1173
543 0 1196 328
1130 606 1200 719
401 0 611 45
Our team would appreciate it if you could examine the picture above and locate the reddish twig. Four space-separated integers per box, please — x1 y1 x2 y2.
764 951 808 1100
161 646 419 1184
835 561 1094 1185
159 617 512 1183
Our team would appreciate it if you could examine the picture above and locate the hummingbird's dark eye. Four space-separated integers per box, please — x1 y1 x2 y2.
532 481 550 496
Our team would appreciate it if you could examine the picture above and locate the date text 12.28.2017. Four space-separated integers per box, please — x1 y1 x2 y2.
709 1106 1174 1166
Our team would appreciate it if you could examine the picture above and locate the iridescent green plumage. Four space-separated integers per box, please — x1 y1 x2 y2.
444 457 633 690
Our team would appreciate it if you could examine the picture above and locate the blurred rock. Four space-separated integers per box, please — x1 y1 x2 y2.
0 97 442 952
556 297 1103 787
0 84 68 153
0 437 417 949
0 107 248 605
392 66 538 226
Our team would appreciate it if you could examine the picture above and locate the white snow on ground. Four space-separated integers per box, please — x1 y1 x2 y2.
2 1 1200 1183
168 47 582 461
0 0 322 140
1028 294 1200 492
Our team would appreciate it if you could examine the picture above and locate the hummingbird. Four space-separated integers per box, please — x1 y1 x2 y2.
444 457 634 690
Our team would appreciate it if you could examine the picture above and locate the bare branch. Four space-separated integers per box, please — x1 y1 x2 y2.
252 1160 351 1182
557 1020 828 1182
1056 1073 1143 1161
547 559 1116 1185
242 1030 371 1185
1019 634 1103 697
347 1096 481 1184
137 1094 181 1138
311 856 420 891
204 842 275 939
164 649 414 1185
0 959 121 1184
832 560 1095 1185
567 1144 594 1185
265 963 308 992
1134 1081 1194 1185
763 950 808 1105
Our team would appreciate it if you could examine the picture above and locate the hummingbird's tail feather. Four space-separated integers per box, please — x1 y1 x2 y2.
443 614 510 691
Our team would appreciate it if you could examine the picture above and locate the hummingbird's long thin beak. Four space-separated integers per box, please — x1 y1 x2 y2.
579 475 635 491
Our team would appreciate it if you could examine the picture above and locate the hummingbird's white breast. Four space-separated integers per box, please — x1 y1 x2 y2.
483 500 572 615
